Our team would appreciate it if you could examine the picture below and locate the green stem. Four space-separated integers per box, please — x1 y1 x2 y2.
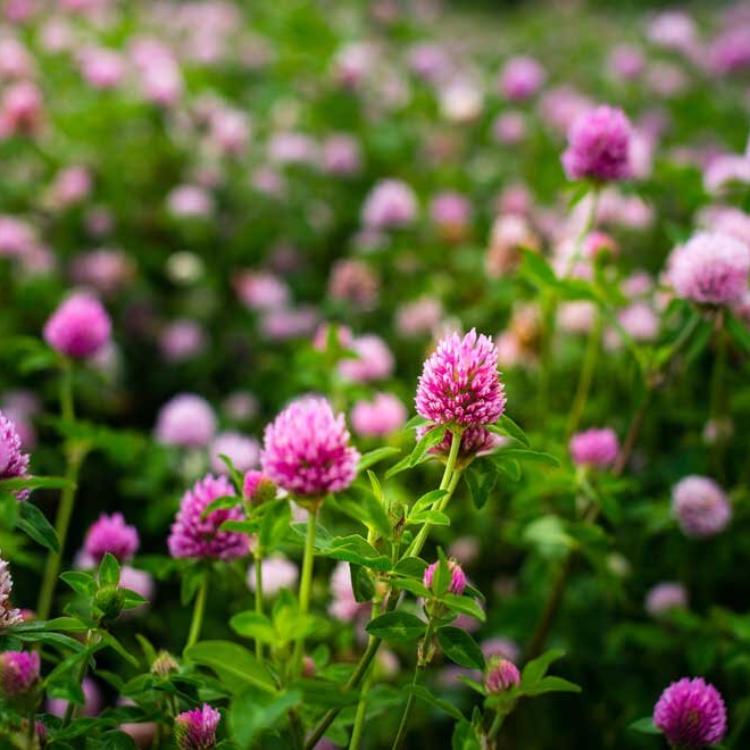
566 312 602 436
487 711 505 747
292 506 318 675
37 362 82 622
391 667 420 750
348 669 373 750
305 635 382 749
186 573 208 650
254 549 264 663
708 309 728 478
305 440 462 750
63 631 91 726
406 430 462 558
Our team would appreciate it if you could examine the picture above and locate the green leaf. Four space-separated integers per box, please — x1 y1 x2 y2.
406 683 465 721
201 495 242 518
523 675 581 696
322 535 391 571
350 564 375 603
184 641 276 695
98 553 121 587
452 719 482 750
442 594 486 622
17 501 59 552
498 448 559 467
407 425 447 467
521 648 565 688
437 627 485 670
231 687 301 748
433 548 451 596
403 414 429 431
392 557 428 579
391 577 429 598
491 415 530 447
230 611 276 644
259 500 291 553
727 312 750 355
365 612 426 643
408 489 448 519
357 447 401 472
464 467 497 511
60 570 96 596
519 248 557 288
491 456 522 482
629 717 660 735
0 475 74 491
408 510 450 526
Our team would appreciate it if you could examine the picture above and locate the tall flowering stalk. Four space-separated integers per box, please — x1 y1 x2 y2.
261 396 359 676
37 294 111 621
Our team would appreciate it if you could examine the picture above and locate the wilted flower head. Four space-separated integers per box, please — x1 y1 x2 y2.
351 393 407 438
562 105 632 182
168 474 249 560
668 232 750 306
423 559 467 596
210 431 260 475
672 475 731 538
416 329 505 428
0 410 30 498
43 292 112 359
0 650 39 700
361 179 418 229
151 650 179 677
261 396 359 499
84 513 139 563
645 582 688 618
484 657 521 693
653 677 727 748
0 557 21 629
175 704 221 750
155 394 216 448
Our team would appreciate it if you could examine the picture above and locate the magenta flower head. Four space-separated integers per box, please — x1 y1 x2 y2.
653 677 727 748
175 704 221 750
672 476 731 538
423 559 467 596
561 105 632 182
498 56 545 101
261 396 359 502
0 410 30 499
569 428 619 469
168 474 249 560
0 557 21 629
415 329 506 428
0 650 40 702
155 394 216 449
669 232 750 306
484 656 521 694
242 470 276 506
43 292 112 359
84 513 139 564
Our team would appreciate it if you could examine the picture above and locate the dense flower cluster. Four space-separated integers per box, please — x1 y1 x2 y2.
415 330 506 428
84 513 139 563
0 410 30 498
261 396 359 498
174 704 221 750
43 292 112 359
168 475 249 560
653 678 727 748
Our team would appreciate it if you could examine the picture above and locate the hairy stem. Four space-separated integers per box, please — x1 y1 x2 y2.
254 549 264 663
566 312 602 436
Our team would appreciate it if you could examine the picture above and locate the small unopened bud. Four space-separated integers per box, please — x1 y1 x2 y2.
151 650 179 677
423 559 467 596
302 656 316 678
484 657 521 694
94 584 125 621
242 470 277 506
0 651 40 709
